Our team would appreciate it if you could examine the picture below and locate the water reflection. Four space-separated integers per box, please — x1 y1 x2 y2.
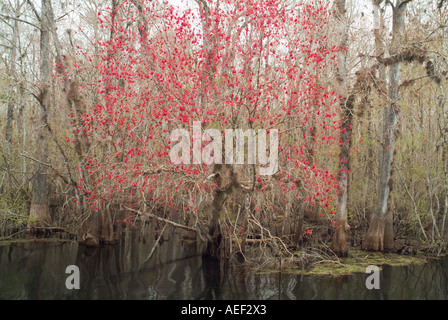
1 235 448 300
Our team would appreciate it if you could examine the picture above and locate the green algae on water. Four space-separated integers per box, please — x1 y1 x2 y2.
262 249 430 277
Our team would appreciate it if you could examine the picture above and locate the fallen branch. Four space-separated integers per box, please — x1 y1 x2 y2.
145 223 167 262
0 229 28 241
27 226 77 237
125 207 197 233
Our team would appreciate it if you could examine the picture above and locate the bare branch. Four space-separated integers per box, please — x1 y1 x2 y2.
21 152 70 185
0 13 39 29
26 0 40 21
56 4 80 21
126 207 198 233
397 0 413 9
0 15 13 28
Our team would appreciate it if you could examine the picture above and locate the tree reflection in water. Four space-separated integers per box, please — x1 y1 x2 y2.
1 233 447 300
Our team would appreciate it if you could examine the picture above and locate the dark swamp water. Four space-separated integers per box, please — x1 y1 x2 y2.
1 231 448 300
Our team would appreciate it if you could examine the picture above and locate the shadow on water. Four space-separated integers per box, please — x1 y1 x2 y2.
1 232 448 299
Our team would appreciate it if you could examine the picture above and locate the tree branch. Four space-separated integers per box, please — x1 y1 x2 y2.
21 152 70 185
125 207 198 233
26 0 40 21
0 13 39 29
0 15 13 28
28 226 77 237
56 5 80 21
377 47 427 66
386 0 395 9
397 0 413 9
399 75 430 89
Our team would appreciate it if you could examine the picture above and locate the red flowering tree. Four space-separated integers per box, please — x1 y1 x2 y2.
68 0 342 259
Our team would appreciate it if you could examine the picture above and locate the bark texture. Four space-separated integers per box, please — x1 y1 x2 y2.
364 0 410 251
28 0 52 233
331 0 352 257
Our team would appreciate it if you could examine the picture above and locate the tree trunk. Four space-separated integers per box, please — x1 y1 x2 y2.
205 170 225 258
197 0 226 259
364 0 410 252
5 2 21 148
331 0 352 257
440 91 448 240
28 0 52 233
204 164 234 258
100 204 116 244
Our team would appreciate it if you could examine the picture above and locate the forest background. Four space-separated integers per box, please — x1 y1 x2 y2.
0 0 447 268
